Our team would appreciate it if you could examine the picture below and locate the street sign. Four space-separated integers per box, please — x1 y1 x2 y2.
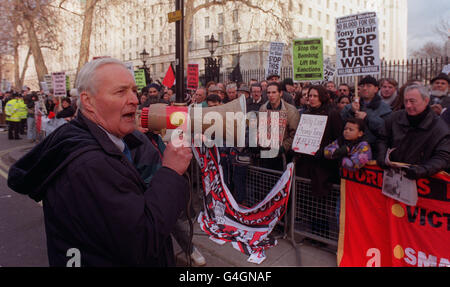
168 10 182 23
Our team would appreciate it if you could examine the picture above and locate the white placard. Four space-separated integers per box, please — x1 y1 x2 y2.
266 42 284 79
336 12 380 76
292 114 328 155
382 168 418 206
124 61 136 80
442 64 450 75
323 58 336 83
52 72 67 97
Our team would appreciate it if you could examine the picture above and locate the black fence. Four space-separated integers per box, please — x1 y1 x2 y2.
199 56 448 87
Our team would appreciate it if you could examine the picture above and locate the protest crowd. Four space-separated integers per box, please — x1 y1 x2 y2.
3 55 449 267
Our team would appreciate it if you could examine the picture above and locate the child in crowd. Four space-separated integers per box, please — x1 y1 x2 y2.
324 117 372 171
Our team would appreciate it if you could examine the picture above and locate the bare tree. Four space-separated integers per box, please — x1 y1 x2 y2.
411 41 446 58
184 0 294 67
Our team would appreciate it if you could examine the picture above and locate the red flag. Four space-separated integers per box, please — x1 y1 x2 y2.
162 65 175 88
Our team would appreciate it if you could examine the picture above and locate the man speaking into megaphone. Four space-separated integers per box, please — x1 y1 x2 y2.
8 58 192 267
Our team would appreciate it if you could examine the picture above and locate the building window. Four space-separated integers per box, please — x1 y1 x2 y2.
232 30 240 43
205 16 210 29
218 32 224 46
218 13 224 25
233 9 238 23
204 35 209 48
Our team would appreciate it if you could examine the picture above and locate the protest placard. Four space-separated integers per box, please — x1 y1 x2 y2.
65 75 71 90
323 58 336 83
134 69 147 90
292 38 324 81
44 74 53 92
187 64 199 90
52 72 67 97
266 42 284 79
292 114 328 155
124 61 136 80
336 12 380 76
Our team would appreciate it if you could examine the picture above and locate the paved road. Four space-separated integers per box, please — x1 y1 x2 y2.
0 131 48 267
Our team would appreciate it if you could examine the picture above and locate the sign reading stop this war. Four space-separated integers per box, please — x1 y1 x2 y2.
336 12 380 76
266 42 284 79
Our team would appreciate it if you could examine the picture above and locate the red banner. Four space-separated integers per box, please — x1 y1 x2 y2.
338 165 450 267
186 64 199 90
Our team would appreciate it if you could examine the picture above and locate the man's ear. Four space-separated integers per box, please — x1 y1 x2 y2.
80 91 95 113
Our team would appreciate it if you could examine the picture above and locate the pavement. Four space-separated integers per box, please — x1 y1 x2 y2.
2 140 337 267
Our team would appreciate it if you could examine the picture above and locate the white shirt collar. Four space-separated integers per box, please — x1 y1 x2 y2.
97 125 125 152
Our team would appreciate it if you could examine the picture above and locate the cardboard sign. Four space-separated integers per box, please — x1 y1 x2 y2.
124 61 136 80
187 64 199 90
52 72 67 97
292 114 328 155
65 75 71 90
442 64 450 75
266 42 284 79
292 38 324 81
44 74 53 92
336 12 380 76
134 69 147 90
323 58 336 83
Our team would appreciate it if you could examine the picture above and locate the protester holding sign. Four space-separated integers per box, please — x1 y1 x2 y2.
341 75 391 157
295 85 343 197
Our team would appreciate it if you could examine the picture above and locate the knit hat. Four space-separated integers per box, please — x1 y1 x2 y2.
430 73 449 84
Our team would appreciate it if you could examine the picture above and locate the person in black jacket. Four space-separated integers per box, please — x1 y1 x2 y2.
56 97 76 120
7 58 192 267
295 85 344 197
377 84 450 179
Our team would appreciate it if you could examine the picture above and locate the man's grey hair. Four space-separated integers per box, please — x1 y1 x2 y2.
226 83 237 90
404 84 430 100
75 58 132 109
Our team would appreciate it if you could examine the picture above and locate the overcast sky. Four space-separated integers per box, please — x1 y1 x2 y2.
408 0 450 54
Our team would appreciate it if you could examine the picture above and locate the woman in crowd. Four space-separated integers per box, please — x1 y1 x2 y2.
56 97 76 121
336 95 351 112
295 85 344 198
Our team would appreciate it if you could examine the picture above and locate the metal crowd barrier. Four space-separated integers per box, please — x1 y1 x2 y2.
191 156 341 249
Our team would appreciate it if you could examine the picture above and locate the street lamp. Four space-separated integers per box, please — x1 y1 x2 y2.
204 34 221 84
206 34 219 57
139 48 151 84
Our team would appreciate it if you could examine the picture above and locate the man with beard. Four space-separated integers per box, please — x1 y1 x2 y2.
429 73 449 116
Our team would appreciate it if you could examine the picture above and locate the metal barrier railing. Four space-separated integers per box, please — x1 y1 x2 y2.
191 156 341 250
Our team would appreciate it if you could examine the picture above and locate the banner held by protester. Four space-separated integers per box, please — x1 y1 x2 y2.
338 165 450 267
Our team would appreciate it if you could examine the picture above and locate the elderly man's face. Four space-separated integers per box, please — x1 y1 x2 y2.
432 79 448 93
194 89 205 103
83 64 138 138
404 89 429 116
227 88 237 100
